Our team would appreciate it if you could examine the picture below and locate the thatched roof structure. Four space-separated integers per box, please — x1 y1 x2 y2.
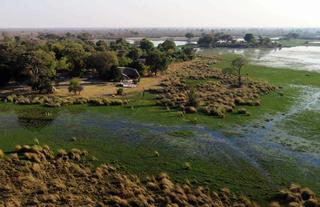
118 67 140 80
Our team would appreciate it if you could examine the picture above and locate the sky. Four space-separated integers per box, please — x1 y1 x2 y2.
1 0 320 28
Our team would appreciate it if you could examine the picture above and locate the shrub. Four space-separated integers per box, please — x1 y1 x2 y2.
184 162 192 170
187 90 200 107
88 98 105 106
117 88 124 96
0 64 12 86
33 138 40 145
177 111 184 117
110 99 123 106
154 151 160 157
129 61 148 76
68 78 84 95
238 108 248 115
110 66 122 81
32 77 54 94
87 51 119 80
0 149 4 159
185 106 197 114
6 95 16 102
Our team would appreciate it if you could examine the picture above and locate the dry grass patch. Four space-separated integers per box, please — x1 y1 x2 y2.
153 57 275 118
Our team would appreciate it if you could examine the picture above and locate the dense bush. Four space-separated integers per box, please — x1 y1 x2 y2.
198 33 281 48
128 60 148 76
0 34 195 93
117 87 124 95
109 65 122 81
68 78 83 95
0 64 12 86
146 49 169 76
87 51 119 80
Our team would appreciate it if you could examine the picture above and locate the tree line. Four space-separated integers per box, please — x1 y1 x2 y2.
0 33 195 93
197 32 281 48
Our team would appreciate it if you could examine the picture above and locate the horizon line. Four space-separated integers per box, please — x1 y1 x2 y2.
1 26 320 30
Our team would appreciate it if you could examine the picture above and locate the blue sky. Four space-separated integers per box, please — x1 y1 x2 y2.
1 0 320 28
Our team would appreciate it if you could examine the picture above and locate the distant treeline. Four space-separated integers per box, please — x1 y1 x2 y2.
196 33 282 48
0 33 195 93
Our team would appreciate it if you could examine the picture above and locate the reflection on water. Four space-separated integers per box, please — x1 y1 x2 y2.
15 108 58 130
0 101 319 196
202 46 320 72
126 38 196 47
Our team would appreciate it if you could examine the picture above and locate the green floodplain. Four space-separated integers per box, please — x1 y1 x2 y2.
278 38 320 47
0 52 320 205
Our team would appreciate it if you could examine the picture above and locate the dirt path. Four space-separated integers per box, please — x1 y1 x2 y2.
0 60 198 99
47 60 197 98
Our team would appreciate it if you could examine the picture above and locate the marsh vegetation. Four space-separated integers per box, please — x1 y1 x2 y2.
0 31 320 205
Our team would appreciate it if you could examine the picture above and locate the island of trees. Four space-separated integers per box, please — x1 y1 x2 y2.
0 33 195 94
197 32 281 48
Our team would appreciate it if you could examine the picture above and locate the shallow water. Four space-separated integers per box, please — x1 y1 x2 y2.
0 85 319 197
202 46 320 72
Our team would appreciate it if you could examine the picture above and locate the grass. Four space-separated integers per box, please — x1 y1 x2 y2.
0 104 279 203
280 110 320 143
168 130 195 137
1 53 320 204
214 53 320 87
277 38 320 47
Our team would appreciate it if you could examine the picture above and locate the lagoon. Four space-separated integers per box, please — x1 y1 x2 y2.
202 46 320 72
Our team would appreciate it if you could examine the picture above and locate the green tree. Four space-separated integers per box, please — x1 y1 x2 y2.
146 50 169 76
224 57 248 87
109 65 122 81
128 60 148 76
48 42 65 60
117 87 124 95
158 40 176 52
77 32 92 41
287 32 299 39
62 41 88 76
187 89 199 107
0 42 17 85
22 49 57 93
56 57 71 72
221 34 233 42
68 78 83 95
117 51 132 67
139 38 154 52
95 40 109 52
0 64 11 86
244 34 255 43
110 38 129 51
182 47 196 60
198 34 214 47
185 33 195 42
127 47 142 60
8 44 28 82
86 51 118 80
